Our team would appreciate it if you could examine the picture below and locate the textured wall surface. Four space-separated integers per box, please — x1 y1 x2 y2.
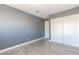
0 4 44 50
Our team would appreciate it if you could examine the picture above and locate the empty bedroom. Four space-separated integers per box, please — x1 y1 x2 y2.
0 4 79 55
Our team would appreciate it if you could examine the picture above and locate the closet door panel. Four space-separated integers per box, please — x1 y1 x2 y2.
63 15 78 46
75 14 79 46
51 17 63 43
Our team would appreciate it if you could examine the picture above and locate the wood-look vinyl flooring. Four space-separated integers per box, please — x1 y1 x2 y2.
0 39 79 55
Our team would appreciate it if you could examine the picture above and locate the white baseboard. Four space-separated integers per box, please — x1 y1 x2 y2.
49 40 52 42
0 37 45 53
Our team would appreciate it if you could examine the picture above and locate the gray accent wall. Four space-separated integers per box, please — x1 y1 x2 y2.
0 4 44 50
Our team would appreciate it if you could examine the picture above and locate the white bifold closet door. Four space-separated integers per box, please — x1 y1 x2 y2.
51 17 63 43
63 15 78 47
51 14 79 47
75 14 79 47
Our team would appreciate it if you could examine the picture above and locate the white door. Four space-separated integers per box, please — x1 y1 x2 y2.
45 20 49 39
51 17 63 43
63 15 78 47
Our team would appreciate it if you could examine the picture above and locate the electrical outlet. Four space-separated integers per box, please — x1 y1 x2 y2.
27 38 30 40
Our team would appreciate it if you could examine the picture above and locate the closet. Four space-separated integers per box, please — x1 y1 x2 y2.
51 17 63 43
50 14 79 47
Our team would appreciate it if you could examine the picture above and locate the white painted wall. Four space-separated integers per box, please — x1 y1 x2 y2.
45 20 49 39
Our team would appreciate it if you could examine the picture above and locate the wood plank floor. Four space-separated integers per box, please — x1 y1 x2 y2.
0 39 79 55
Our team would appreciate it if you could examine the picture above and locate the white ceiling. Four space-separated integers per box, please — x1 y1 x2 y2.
7 4 79 19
